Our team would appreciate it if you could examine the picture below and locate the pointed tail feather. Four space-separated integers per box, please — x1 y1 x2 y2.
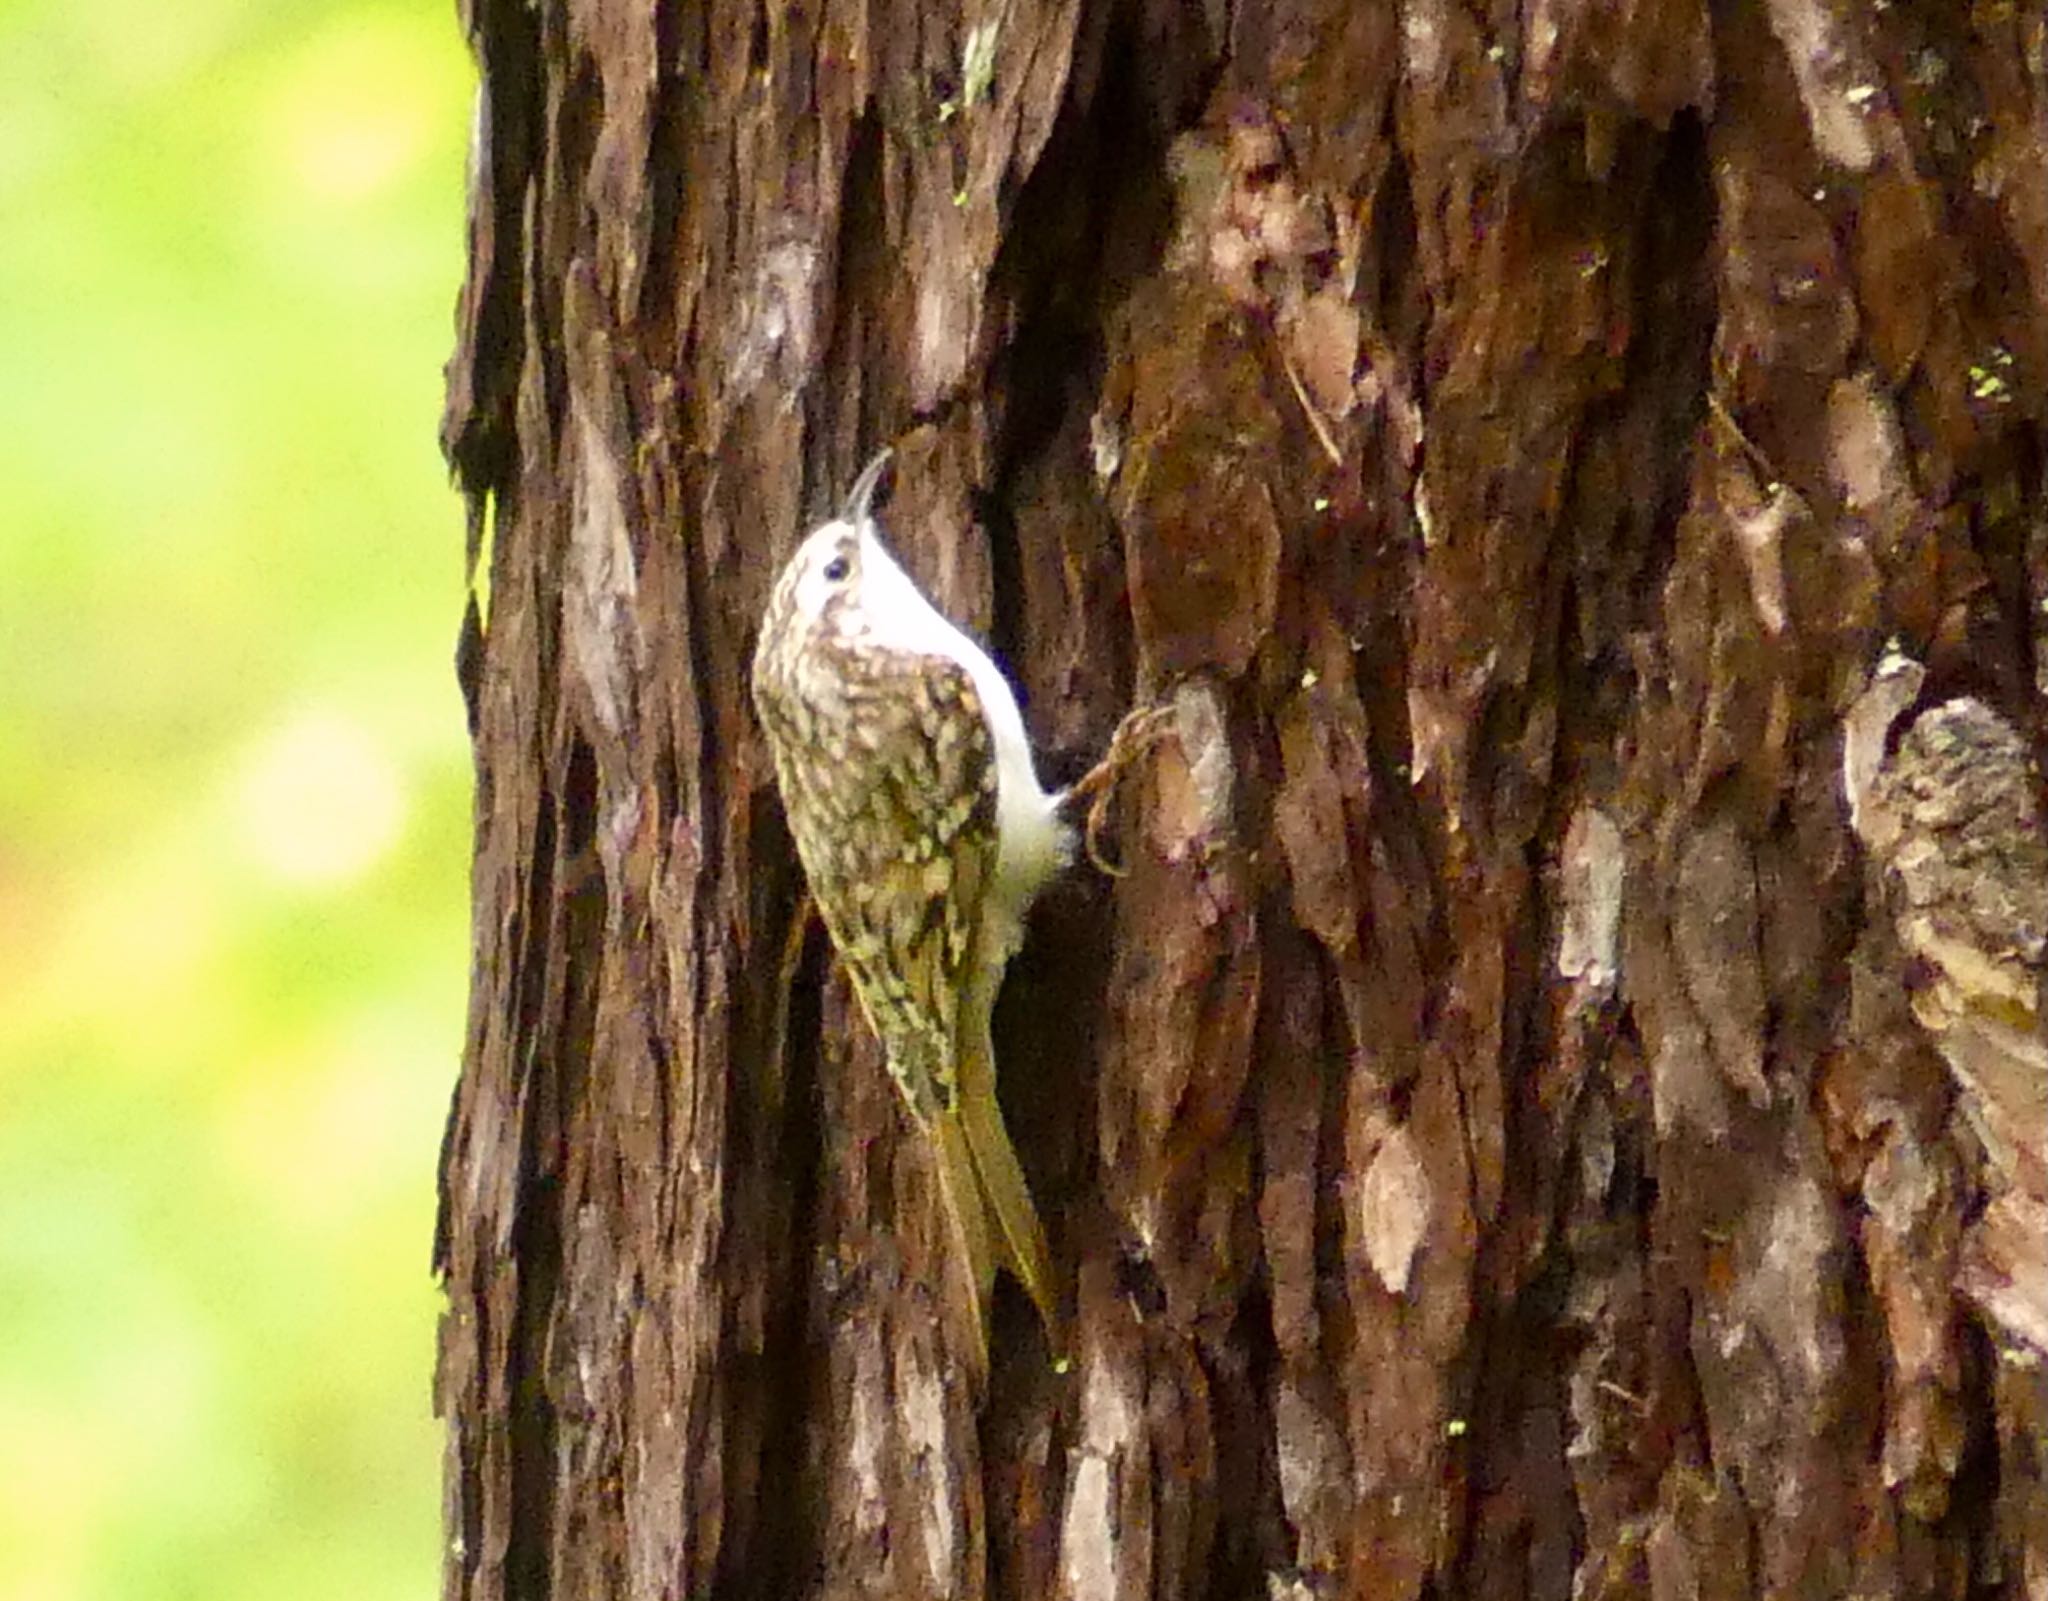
957 1012 1062 1353
930 1108 993 1384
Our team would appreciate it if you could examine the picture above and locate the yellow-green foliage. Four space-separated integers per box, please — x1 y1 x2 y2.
0 3 472 1597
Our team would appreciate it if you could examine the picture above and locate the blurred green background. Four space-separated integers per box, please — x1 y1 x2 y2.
0 1 474 1596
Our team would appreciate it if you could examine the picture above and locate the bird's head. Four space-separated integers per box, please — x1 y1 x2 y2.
768 448 912 639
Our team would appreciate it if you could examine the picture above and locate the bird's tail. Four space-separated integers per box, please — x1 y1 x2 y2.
930 1012 1062 1369
931 1110 995 1380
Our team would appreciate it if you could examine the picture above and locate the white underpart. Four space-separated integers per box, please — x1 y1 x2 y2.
791 515 1068 945
856 521 1069 939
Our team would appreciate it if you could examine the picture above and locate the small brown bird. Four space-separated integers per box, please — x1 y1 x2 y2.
751 449 1065 1367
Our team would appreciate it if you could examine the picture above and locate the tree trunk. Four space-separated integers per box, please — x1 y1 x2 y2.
434 2 2048 1598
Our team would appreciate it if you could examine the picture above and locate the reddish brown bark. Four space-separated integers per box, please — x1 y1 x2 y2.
436 2 2048 1598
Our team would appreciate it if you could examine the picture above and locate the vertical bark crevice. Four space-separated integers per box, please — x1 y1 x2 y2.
784 100 891 525
506 1171 565 1601
718 910 829 1601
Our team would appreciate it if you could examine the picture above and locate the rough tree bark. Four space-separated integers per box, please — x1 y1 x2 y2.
435 2 2048 1598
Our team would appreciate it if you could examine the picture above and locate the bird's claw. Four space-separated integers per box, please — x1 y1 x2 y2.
1065 704 1176 877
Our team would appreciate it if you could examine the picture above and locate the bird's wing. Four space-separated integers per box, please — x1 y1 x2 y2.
766 640 1057 1357
824 648 997 1121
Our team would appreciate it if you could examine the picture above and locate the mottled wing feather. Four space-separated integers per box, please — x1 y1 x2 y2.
760 642 997 1120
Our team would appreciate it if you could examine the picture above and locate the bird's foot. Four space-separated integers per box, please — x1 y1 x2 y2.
1063 703 1176 876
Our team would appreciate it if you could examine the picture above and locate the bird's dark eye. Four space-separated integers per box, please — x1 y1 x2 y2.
822 553 851 583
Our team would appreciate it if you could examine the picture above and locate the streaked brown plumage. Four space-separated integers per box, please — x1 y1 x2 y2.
751 451 1065 1373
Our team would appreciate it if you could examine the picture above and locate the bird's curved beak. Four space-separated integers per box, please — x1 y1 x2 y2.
842 446 894 526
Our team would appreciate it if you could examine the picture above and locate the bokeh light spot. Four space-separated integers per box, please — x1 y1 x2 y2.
231 708 409 891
